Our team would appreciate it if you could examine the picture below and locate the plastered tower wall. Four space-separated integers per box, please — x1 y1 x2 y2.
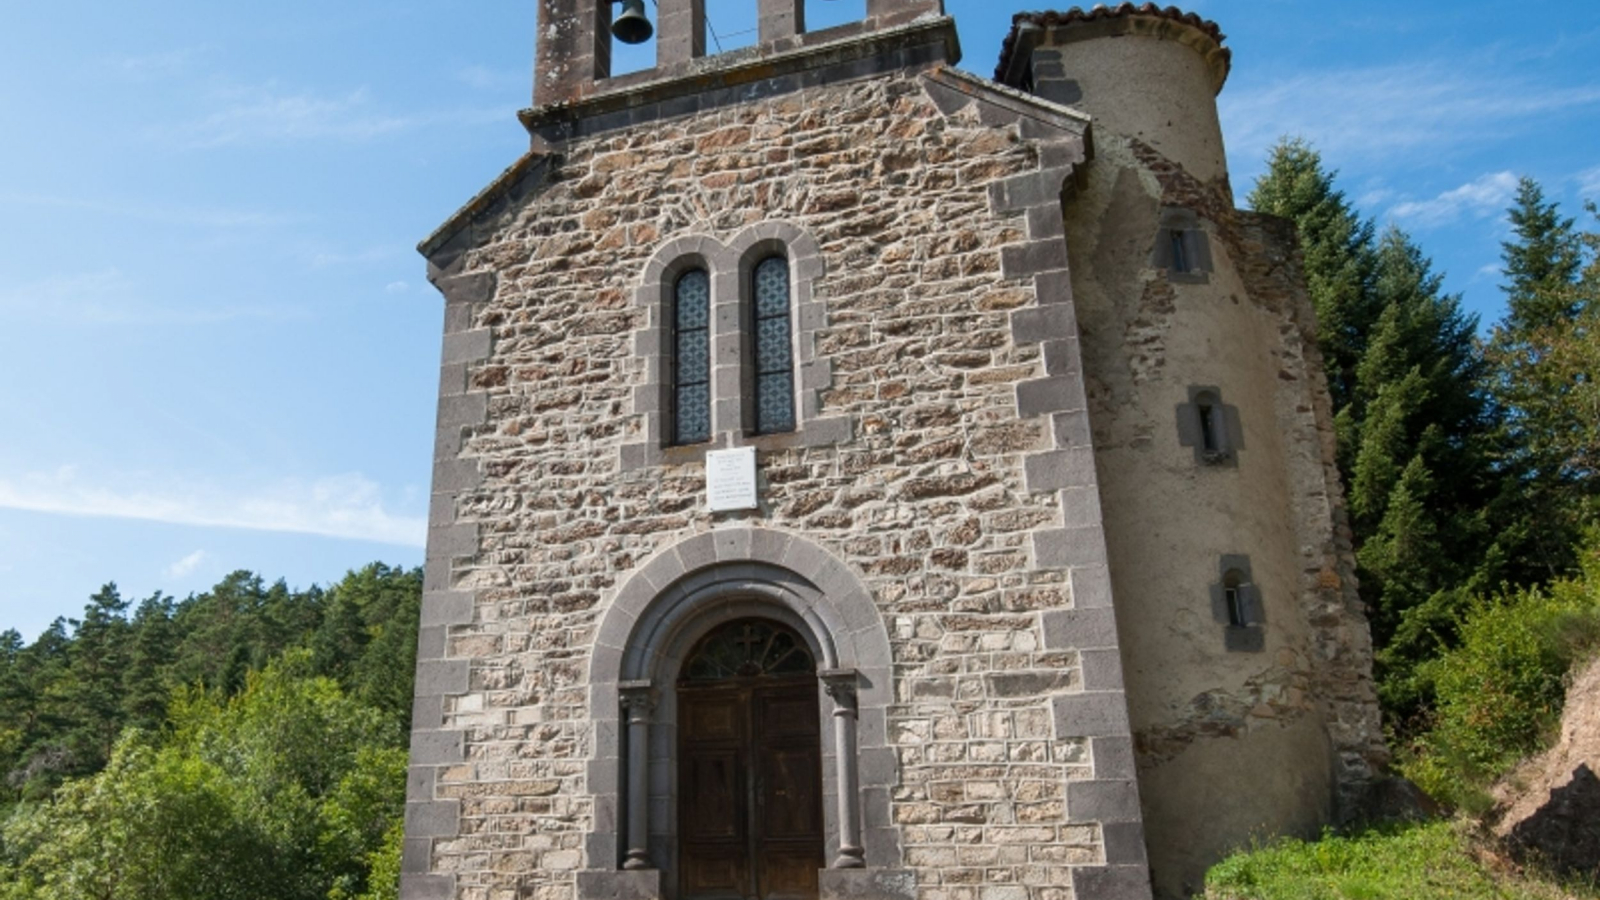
401 6 1158 900
998 8 1385 898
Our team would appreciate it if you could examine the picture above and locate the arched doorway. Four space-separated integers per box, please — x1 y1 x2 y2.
677 618 825 900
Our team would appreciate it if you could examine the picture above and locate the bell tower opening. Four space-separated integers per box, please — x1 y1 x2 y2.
677 618 825 900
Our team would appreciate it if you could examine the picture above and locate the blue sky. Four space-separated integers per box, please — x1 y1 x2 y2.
2 1 1596 640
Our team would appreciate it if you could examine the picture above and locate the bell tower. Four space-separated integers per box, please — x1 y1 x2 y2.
529 0 953 110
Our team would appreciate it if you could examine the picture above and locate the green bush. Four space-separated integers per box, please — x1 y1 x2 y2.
1203 819 1583 900
1398 539 1600 810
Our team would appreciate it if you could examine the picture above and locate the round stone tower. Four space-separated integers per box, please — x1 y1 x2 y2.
1000 7 1385 898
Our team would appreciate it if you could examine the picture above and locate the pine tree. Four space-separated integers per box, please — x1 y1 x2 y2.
1248 138 1380 411
1486 182 1596 580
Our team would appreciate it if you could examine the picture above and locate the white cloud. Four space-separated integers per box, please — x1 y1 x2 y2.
166 85 414 148
385 281 410 294
455 65 523 91
0 468 425 548
165 550 207 579
0 193 297 229
1223 61 1600 166
0 270 305 326
161 83 507 149
1577 165 1600 201
309 246 398 269
103 47 208 80
1388 171 1519 229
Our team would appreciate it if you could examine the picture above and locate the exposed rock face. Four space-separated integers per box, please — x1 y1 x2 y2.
1491 656 1600 880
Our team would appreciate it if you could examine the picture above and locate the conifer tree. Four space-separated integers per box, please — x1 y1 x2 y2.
1485 184 1597 578
1248 138 1380 411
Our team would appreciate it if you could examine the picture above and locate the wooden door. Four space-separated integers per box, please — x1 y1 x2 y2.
678 621 824 900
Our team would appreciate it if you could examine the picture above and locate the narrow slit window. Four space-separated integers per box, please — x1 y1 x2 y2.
673 268 711 445
752 256 795 435
1169 229 1191 273
1198 400 1218 453
1223 570 1247 626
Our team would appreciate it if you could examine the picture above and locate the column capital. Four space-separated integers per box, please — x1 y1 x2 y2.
820 668 859 709
620 680 656 716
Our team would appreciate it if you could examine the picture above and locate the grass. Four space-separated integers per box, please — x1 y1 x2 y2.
1201 819 1593 900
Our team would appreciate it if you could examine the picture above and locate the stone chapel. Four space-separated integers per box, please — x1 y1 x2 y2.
401 2 1389 899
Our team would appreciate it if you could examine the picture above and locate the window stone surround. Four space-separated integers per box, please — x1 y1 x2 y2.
619 221 852 473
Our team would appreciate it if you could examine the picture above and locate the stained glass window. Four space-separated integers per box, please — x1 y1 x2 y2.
681 619 815 682
673 269 711 445
752 256 794 434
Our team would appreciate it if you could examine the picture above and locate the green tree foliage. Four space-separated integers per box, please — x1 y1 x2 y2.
0 659 407 900
1398 537 1600 812
1251 143 1498 718
1248 138 1380 411
1484 185 1598 580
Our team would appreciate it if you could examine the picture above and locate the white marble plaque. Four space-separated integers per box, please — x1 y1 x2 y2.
706 447 759 512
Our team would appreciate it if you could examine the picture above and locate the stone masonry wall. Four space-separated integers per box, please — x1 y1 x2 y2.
405 68 1148 900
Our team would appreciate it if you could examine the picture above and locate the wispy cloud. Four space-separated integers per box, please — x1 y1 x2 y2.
1577 165 1600 201
0 193 298 229
455 65 524 91
0 468 425 548
165 550 207 579
159 82 506 149
0 270 305 326
103 47 209 80
308 246 399 269
384 281 410 294
1388 171 1519 229
1223 60 1600 166
165 85 414 148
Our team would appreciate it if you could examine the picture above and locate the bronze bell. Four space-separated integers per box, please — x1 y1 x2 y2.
611 0 653 44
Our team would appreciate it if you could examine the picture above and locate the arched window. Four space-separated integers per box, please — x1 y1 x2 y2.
673 268 712 445
752 256 795 434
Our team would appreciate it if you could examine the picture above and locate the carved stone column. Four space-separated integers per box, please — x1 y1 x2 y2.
821 669 865 868
619 680 656 870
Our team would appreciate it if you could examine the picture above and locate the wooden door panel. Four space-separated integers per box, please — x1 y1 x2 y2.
758 746 823 839
681 747 742 842
680 661 823 900
681 850 748 900
757 848 820 900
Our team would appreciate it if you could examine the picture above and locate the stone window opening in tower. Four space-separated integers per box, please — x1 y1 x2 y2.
751 255 796 435
1223 569 1248 627
673 267 712 445
1169 228 1191 274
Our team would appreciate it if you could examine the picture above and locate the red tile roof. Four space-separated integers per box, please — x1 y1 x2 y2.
995 4 1229 83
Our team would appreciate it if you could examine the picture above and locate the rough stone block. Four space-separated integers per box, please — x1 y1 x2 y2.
1041 608 1118 651
414 659 470 697
1016 376 1082 418
1024 448 1096 492
1052 692 1131 739
1102 821 1150 866
402 837 434 874
1069 567 1113 608
1010 304 1075 345
1067 779 1141 823
1093 736 1137 781
1070 864 1152 900
576 869 662 900
818 868 915 900
399 873 456 900
427 522 479 560
441 328 492 364
1033 526 1108 569
1079 648 1125 691
404 799 461 838
1000 239 1069 279
419 591 474 627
